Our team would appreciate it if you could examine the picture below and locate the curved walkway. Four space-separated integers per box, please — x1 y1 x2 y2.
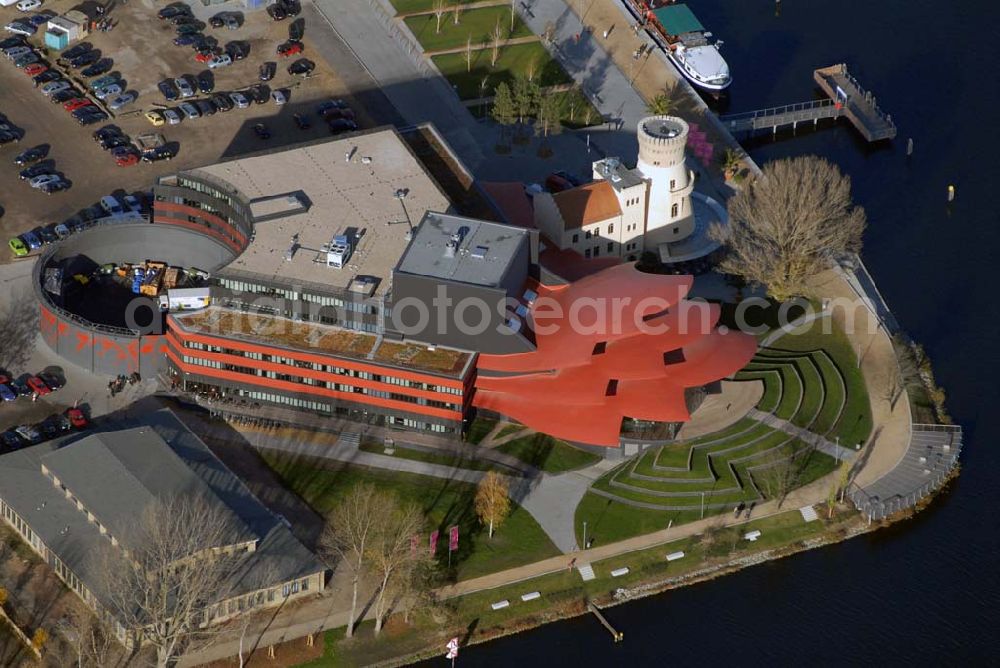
676 379 763 440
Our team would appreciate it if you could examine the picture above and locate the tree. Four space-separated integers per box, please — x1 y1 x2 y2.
320 484 388 638
720 147 743 180
491 82 516 142
474 472 510 539
646 82 678 115
524 55 539 83
432 0 447 34
464 34 473 73
97 495 243 668
510 2 516 31
365 501 428 635
452 2 462 25
536 93 563 138
490 17 504 67
511 74 539 124
711 156 866 302
754 444 815 508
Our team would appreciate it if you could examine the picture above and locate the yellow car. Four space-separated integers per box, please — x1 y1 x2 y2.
144 110 165 127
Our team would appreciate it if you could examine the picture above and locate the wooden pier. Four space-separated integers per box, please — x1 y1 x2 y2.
720 64 896 142
587 601 624 642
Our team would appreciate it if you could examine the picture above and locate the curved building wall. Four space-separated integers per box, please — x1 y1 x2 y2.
35 219 245 376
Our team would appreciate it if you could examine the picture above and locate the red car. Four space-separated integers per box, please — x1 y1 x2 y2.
277 40 303 57
65 407 88 429
24 63 47 76
26 376 51 396
194 51 215 63
63 98 92 112
116 152 139 167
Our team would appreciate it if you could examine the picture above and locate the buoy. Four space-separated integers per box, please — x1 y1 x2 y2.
947 185 956 202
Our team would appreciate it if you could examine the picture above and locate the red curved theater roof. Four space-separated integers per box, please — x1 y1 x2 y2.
473 264 756 446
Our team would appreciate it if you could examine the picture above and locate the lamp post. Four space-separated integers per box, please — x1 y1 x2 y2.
700 491 705 519
583 520 588 550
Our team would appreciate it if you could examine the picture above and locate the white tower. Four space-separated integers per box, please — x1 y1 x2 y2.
635 116 695 246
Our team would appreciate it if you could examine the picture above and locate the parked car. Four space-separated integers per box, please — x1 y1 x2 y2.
293 113 310 130
91 74 119 90
228 91 249 109
158 5 189 20
175 23 204 35
41 179 69 194
60 42 91 60
328 118 358 135
178 101 200 119
14 425 41 444
52 88 80 104
19 162 51 180
4 45 32 60
209 12 227 28
81 58 112 77
247 84 268 104
173 34 199 47
158 78 179 100
197 71 213 93
271 89 287 106
317 99 348 114
0 384 16 402
8 237 28 257
26 13 51 28
40 80 70 96
225 42 248 60
65 407 88 429
26 375 51 396
29 174 61 189
94 83 121 100
258 61 274 81
5 22 37 37
77 109 107 125
53 223 70 238
69 50 100 68
63 98 92 112
195 99 216 116
13 52 38 67
0 131 19 145
14 146 45 165
23 62 46 76
174 76 194 97
266 3 287 21
0 430 23 450
252 122 270 139
108 93 136 110
16 0 43 12
37 371 63 390
194 49 216 63
32 70 59 86
21 230 42 249
163 108 182 125
142 146 175 162
287 58 314 76
113 146 139 166
211 93 233 112
100 195 124 216
277 40 302 57
223 14 239 30
0 36 26 50
207 53 231 69
144 110 165 126
322 107 355 121
93 125 122 143
36 225 57 243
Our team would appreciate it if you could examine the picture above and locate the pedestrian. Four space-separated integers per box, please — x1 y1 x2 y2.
568 557 577 570
603 29 608 39
574 33 580 44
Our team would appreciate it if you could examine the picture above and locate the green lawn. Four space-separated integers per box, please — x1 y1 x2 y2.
465 416 497 444
390 0 480 15
433 41 571 99
496 433 602 474
496 422 526 439
405 6 532 52
574 492 709 545
358 440 500 472
260 452 559 581
768 319 873 448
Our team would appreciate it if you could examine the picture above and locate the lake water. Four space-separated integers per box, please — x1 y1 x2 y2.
442 0 1000 664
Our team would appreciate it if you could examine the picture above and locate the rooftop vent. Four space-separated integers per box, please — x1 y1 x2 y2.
327 234 352 269
471 245 489 259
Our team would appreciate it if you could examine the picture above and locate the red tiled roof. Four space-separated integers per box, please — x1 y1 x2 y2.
552 181 622 230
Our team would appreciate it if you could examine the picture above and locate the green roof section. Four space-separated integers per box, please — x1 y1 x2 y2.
652 4 705 35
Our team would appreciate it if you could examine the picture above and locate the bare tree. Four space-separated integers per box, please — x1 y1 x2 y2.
474 472 510 539
452 2 462 25
490 17 505 67
432 0 447 34
97 495 244 668
509 1 516 31
464 34 473 73
711 156 866 302
524 55 539 83
536 93 563 138
320 484 389 638
752 444 814 508
366 501 427 635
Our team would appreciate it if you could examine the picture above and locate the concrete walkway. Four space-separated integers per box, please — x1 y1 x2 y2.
676 379 762 440
424 35 541 57
748 409 858 461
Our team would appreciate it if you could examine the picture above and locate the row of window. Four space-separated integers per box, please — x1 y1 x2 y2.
179 356 462 410
219 279 376 315
393 417 449 433
584 243 616 259
181 341 462 394
176 175 250 220
623 196 641 207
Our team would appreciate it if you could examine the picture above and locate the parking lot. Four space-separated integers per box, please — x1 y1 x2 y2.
0 0 377 247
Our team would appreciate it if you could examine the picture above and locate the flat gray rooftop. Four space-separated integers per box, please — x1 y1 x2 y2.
396 212 530 288
190 128 450 296
593 157 646 191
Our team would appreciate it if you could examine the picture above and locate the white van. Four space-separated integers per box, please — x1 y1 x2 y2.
100 195 124 217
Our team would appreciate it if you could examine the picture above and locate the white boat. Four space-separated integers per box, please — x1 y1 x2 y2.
668 37 731 92
650 3 731 93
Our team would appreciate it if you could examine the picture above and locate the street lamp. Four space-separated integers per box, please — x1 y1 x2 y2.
700 491 705 519
583 520 588 550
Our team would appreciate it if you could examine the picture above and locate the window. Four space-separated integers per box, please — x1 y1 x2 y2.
670 179 676 190
607 242 614 252
671 203 679 218
593 246 600 257
608 223 614 233
584 248 591 259
572 233 579 243
585 230 592 240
